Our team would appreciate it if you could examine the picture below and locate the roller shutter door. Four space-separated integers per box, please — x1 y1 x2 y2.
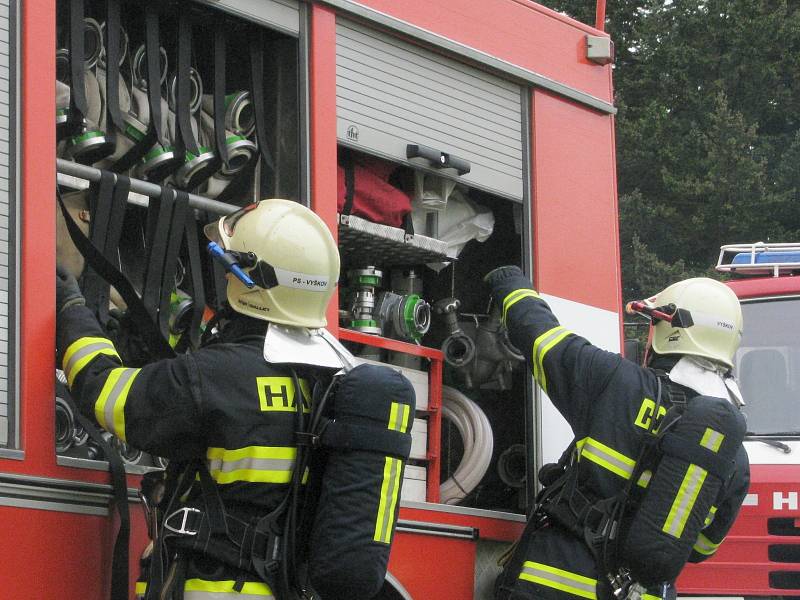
336 18 525 201
0 0 14 448
195 0 300 35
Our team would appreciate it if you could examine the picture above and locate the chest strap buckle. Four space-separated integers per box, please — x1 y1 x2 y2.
164 507 202 536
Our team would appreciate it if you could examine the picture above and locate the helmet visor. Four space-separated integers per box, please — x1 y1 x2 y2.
203 202 260 245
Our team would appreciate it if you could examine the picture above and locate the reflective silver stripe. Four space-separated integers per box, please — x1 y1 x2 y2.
502 288 540 325
375 457 403 544
578 438 636 480
532 325 570 392
64 340 117 379
206 447 296 484
519 561 597 599
636 469 652 488
207 457 295 476
663 464 707 538
693 532 721 556
700 428 724 452
95 368 140 441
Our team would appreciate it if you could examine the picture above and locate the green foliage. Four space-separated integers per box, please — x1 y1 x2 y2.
537 0 800 301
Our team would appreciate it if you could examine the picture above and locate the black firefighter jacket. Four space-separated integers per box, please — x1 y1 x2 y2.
57 304 334 599
492 276 750 600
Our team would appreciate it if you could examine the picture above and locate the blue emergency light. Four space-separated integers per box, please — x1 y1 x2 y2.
732 250 800 265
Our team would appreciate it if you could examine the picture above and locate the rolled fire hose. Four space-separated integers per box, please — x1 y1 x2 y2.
440 385 494 505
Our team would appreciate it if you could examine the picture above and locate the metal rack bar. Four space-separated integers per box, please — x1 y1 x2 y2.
56 158 239 216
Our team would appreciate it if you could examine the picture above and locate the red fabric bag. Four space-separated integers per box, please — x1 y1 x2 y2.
337 155 412 228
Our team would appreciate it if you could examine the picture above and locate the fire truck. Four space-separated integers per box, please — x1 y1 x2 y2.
2 0 625 598
677 242 800 597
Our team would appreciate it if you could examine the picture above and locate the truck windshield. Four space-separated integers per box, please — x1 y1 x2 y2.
735 297 800 436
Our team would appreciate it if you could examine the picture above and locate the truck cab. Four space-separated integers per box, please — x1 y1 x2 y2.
679 242 800 595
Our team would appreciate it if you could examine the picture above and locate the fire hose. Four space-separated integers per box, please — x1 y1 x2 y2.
440 385 494 505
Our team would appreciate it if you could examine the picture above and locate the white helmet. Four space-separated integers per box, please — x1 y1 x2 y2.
646 277 743 370
205 199 340 328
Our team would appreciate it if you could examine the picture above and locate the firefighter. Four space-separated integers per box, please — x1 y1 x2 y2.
488 266 750 600
55 199 343 600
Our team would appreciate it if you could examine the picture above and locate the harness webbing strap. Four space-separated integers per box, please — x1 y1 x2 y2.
69 402 130 600
182 216 206 350
104 0 124 133
82 171 116 320
111 1 162 172
249 27 276 175
175 10 200 157
213 26 229 168
57 187 176 359
142 187 175 324
157 190 190 337
68 0 88 127
658 434 733 480
319 421 412 458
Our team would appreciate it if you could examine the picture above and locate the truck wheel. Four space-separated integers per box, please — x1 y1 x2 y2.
373 572 414 600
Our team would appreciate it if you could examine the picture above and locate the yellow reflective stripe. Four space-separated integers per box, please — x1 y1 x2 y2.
693 531 722 556
62 336 120 388
374 456 403 544
184 578 274 599
643 595 662 600
663 464 707 538
577 437 636 480
94 367 140 442
206 446 297 485
502 288 540 325
532 326 571 393
388 402 411 433
700 428 725 452
704 505 718 527
135 581 147 597
518 561 597 600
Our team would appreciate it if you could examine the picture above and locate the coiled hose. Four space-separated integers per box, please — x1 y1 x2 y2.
440 385 494 504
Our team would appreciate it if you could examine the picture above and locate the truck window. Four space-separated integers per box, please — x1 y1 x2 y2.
736 297 800 435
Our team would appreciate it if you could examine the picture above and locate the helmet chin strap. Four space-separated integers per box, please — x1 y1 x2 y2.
668 355 744 407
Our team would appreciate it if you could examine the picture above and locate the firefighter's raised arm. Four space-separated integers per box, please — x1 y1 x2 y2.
485 266 622 428
55 265 206 460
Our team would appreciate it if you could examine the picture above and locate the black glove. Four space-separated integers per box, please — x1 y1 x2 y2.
483 265 525 287
56 264 86 314
484 265 533 307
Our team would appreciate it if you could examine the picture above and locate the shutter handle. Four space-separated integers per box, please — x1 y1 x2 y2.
406 144 471 175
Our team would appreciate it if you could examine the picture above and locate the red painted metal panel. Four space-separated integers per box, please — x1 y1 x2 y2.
0 504 149 600
310 5 341 336
531 90 621 315
678 473 800 595
388 528 477 600
346 0 613 102
726 275 800 300
20 0 56 472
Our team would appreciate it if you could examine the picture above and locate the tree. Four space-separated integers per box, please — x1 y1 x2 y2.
537 0 800 300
